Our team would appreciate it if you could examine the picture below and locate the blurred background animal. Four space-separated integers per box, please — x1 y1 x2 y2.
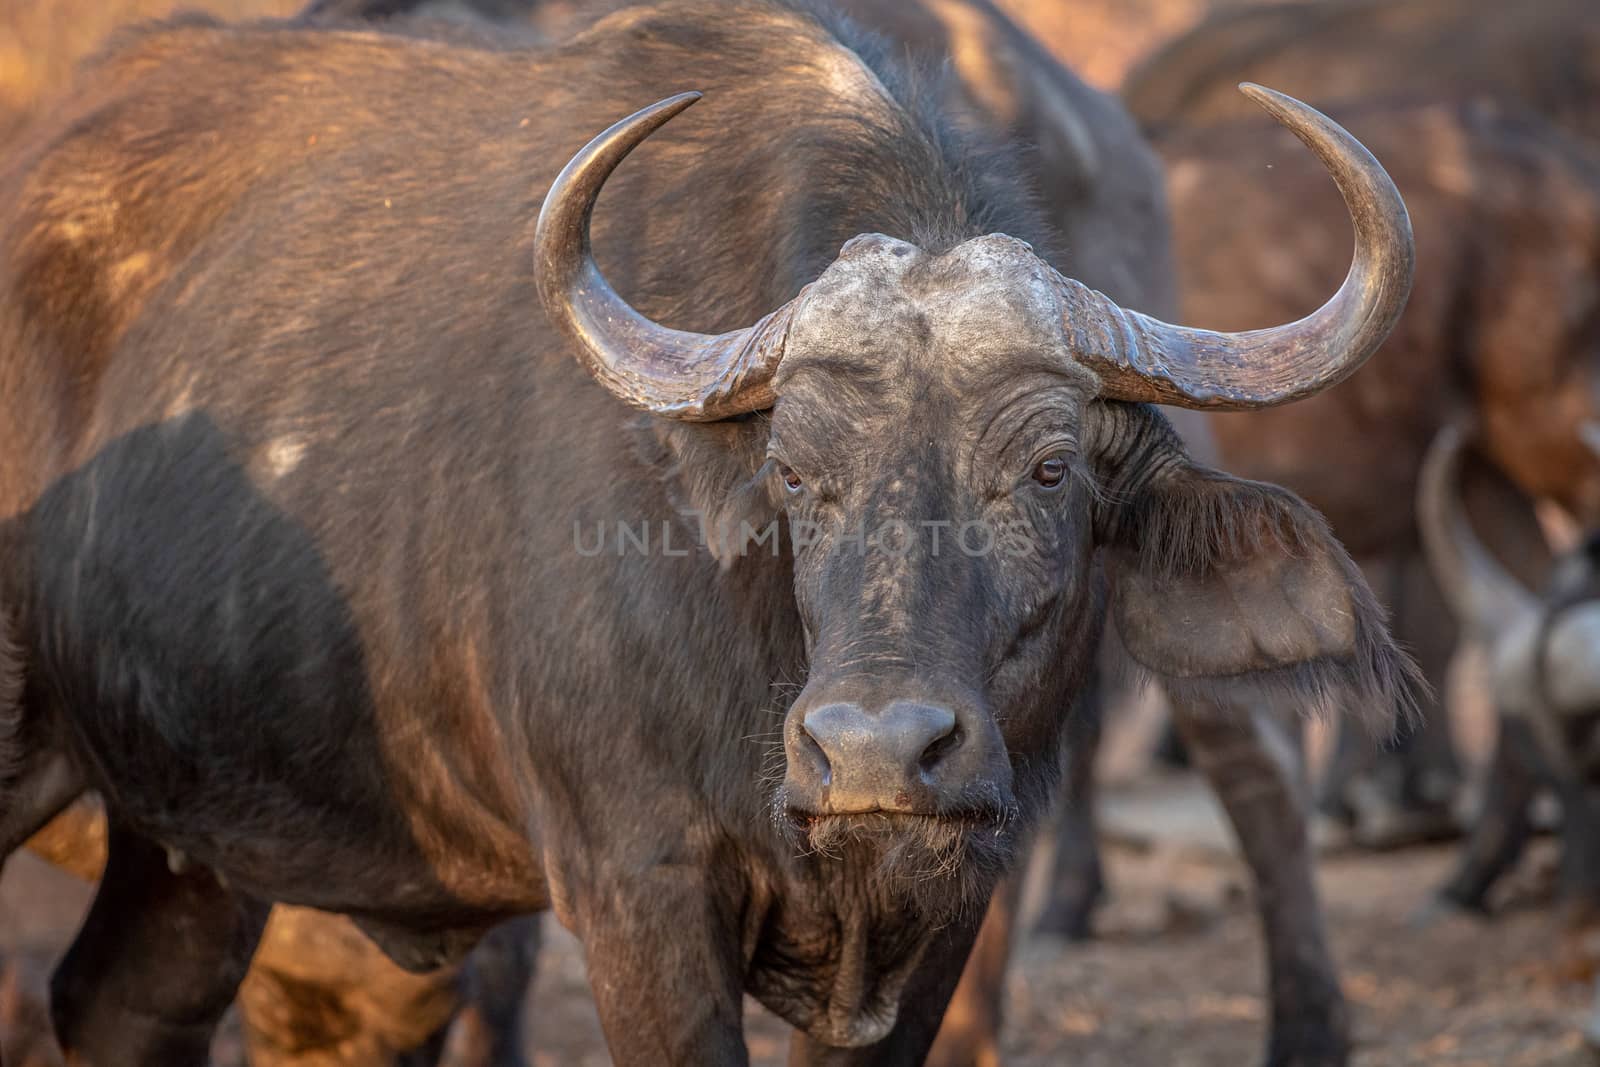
1123 0 1600 850
1416 423 1600 1044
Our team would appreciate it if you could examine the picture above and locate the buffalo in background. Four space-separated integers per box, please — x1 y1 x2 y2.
1418 425 1600 921
1152 96 1600 844
1110 0 1600 949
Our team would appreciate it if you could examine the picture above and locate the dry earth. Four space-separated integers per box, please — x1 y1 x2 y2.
516 806 1600 1066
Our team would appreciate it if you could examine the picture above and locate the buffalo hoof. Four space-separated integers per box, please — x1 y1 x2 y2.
1310 813 1359 856
1407 893 1487 930
1320 770 1461 853
1264 993 1350 1067
1033 884 1102 943
1264 1026 1349 1067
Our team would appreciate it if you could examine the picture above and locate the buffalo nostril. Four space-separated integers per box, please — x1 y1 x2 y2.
795 721 832 785
799 703 863 775
917 723 962 777
885 702 957 772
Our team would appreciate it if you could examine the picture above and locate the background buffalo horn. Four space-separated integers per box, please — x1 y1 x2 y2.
1417 423 1540 644
1056 84 1414 409
535 92 797 421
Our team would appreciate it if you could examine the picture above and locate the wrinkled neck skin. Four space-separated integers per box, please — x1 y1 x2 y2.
744 860 954 1046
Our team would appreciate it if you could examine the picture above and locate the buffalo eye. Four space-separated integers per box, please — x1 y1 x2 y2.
778 464 804 494
1032 456 1068 489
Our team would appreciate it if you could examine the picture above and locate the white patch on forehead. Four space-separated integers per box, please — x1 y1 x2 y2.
923 236 1067 364
260 434 307 481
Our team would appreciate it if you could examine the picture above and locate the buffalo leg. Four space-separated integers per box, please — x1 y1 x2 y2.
1174 699 1349 1067
1434 715 1539 914
429 914 540 1067
924 872 1022 1067
50 824 269 1067
1559 784 1600 924
787 909 987 1067
581 878 748 1067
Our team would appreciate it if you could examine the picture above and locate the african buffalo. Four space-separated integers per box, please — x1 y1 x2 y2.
0 2 1414 1063
1121 98 1600 857
1120 0 1600 852
0 3 533 1061
306 1 1359 1062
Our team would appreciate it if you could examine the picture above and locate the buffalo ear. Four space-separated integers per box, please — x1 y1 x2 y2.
1102 458 1422 733
642 417 779 567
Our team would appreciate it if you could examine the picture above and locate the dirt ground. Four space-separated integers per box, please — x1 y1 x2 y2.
519 831 1600 1067
4 780 1597 1066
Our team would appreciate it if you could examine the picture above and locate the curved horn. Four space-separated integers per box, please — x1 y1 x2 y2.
1056 84 1414 409
535 93 797 421
1417 423 1540 643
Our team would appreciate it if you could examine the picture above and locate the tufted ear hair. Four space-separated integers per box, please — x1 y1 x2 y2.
1090 403 1423 733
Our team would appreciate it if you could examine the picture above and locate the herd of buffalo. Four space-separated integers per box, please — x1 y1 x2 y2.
0 0 1597 1063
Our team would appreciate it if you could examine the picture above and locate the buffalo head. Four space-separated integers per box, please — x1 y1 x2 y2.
534 86 1417 894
